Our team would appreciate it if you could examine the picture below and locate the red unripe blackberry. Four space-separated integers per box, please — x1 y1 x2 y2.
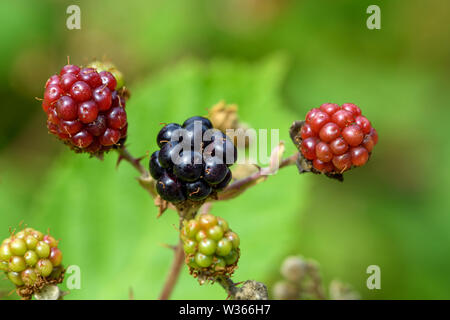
342 103 361 116
60 73 78 91
331 109 353 128
342 124 364 147
301 137 318 160
99 71 117 91
350 146 369 166
181 214 239 280
313 159 334 173
296 103 377 175
56 96 77 121
46 75 61 88
315 142 333 162
309 110 330 133
319 122 341 142
332 152 352 172
329 137 349 155
70 81 92 102
79 68 102 88
300 122 314 140
60 64 80 76
72 130 93 148
362 135 375 152
355 115 371 134
78 100 99 124
44 85 63 105
60 119 83 136
86 114 107 136
41 62 128 155
305 108 320 124
107 107 127 129
88 61 124 90
47 107 59 125
93 86 112 111
1 227 64 297
320 103 340 115
100 128 121 146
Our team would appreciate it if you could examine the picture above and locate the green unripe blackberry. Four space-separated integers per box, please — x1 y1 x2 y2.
198 238 216 255
21 268 37 286
36 259 53 277
8 271 24 286
224 250 239 265
207 225 224 241
195 253 213 268
24 250 39 266
36 241 51 258
181 214 240 280
216 239 233 256
0 243 12 261
10 239 27 256
9 256 26 272
0 227 65 298
25 235 38 250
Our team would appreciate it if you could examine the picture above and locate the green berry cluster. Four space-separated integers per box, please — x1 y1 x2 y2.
0 228 63 292
181 214 240 279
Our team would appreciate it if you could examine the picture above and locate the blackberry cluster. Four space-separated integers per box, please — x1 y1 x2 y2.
181 214 240 278
149 116 237 203
42 63 128 155
0 228 63 297
298 103 378 174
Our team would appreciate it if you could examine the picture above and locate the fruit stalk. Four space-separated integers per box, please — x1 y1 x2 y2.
158 240 185 300
116 146 158 198
158 205 201 300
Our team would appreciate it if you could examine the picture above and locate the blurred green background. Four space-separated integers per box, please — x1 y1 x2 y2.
1 0 449 299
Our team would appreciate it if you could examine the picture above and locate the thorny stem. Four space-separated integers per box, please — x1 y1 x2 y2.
116 146 147 176
159 240 185 300
217 276 238 298
116 146 158 198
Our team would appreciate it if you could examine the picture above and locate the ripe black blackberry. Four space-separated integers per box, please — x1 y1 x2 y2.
149 116 237 203
41 62 128 155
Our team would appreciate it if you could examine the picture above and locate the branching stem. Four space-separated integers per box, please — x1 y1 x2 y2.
158 240 185 300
